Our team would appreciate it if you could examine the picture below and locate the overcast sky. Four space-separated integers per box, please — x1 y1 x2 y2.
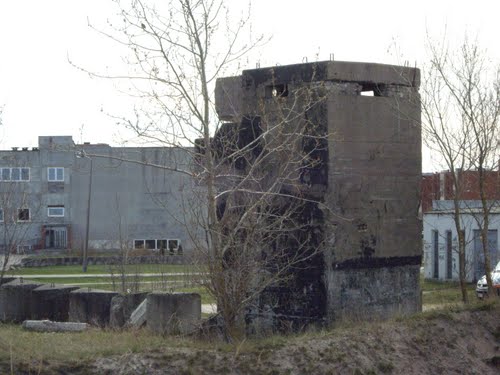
0 0 499 171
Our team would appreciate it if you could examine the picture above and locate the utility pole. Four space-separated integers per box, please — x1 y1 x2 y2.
77 151 92 273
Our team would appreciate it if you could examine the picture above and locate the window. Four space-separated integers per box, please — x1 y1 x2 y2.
133 238 181 253
145 240 156 249
48 167 64 182
11 168 20 180
21 168 30 180
134 239 145 249
168 239 179 251
0 167 30 181
1 168 10 180
0 209 3 222
18 208 30 222
48 206 64 217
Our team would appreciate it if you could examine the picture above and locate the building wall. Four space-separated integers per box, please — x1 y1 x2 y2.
423 205 500 282
0 136 197 253
421 170 500 213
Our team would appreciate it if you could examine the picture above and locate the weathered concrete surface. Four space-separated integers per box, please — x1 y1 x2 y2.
68 288 118 327
31 284 79 321
0 279 44 322
326 264 421 322
146 293 201 335
110 292 148 329
22 320 89 332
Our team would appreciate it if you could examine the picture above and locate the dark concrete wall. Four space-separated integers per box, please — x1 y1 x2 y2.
69 288 118 327
0 279 43 322
31 284 79 321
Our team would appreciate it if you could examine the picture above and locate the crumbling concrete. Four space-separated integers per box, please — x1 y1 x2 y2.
214 60 422 333
146 292 201 335
0 278 44 322
110 292 148 329
68 288 118 327
31 284 79 321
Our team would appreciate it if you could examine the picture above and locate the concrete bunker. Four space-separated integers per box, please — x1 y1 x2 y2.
213 60 422 332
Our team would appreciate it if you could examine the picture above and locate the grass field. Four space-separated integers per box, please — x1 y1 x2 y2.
3 263 213 303
421 277 477 305
6 263 193 275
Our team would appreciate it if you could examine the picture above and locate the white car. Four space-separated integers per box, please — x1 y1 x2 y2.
476 261 500 298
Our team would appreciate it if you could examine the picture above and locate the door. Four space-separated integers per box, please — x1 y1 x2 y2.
45 227 68 249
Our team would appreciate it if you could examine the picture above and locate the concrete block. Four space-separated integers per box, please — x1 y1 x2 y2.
0 278 44 322
68 288 118 327
31 284 79 321
110 292 148 329
326 264 421 322
0 277 15 286
126 298 148 328
22 320 89 332
146 292 201 335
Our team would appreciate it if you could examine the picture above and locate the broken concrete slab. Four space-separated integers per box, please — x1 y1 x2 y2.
0 278 44 322
68 288 118 327
31 284 79 321
110 292 149 329
22 320 89 332
125 298 148 328
146 292 201 335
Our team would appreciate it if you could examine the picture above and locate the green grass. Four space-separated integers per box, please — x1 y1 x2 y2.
6 263 195 275
421 277 476 305
0 323 211 367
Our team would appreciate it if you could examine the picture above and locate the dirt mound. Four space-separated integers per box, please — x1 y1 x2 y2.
6 303 500 375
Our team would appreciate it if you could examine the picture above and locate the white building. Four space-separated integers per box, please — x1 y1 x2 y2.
423 200 499 282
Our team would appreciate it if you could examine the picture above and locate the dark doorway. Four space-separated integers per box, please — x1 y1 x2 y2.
45 226 68 249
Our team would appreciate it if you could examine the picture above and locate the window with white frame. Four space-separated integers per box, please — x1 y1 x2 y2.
48 167 64 182
0 167 30 181
48 205 65 217
133 238 181 252
17 208 30 222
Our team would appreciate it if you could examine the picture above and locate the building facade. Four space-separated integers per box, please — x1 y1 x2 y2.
0 136 196 254
423 201 499 282
421 170 500 281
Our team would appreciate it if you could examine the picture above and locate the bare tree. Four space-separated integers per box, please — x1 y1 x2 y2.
75 0 335 340
422 35 500 301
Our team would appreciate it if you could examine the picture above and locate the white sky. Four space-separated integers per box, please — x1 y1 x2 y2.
0 0 499 171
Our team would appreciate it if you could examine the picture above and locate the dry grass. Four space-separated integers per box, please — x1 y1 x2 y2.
0 300 499 374
0 323 214 373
